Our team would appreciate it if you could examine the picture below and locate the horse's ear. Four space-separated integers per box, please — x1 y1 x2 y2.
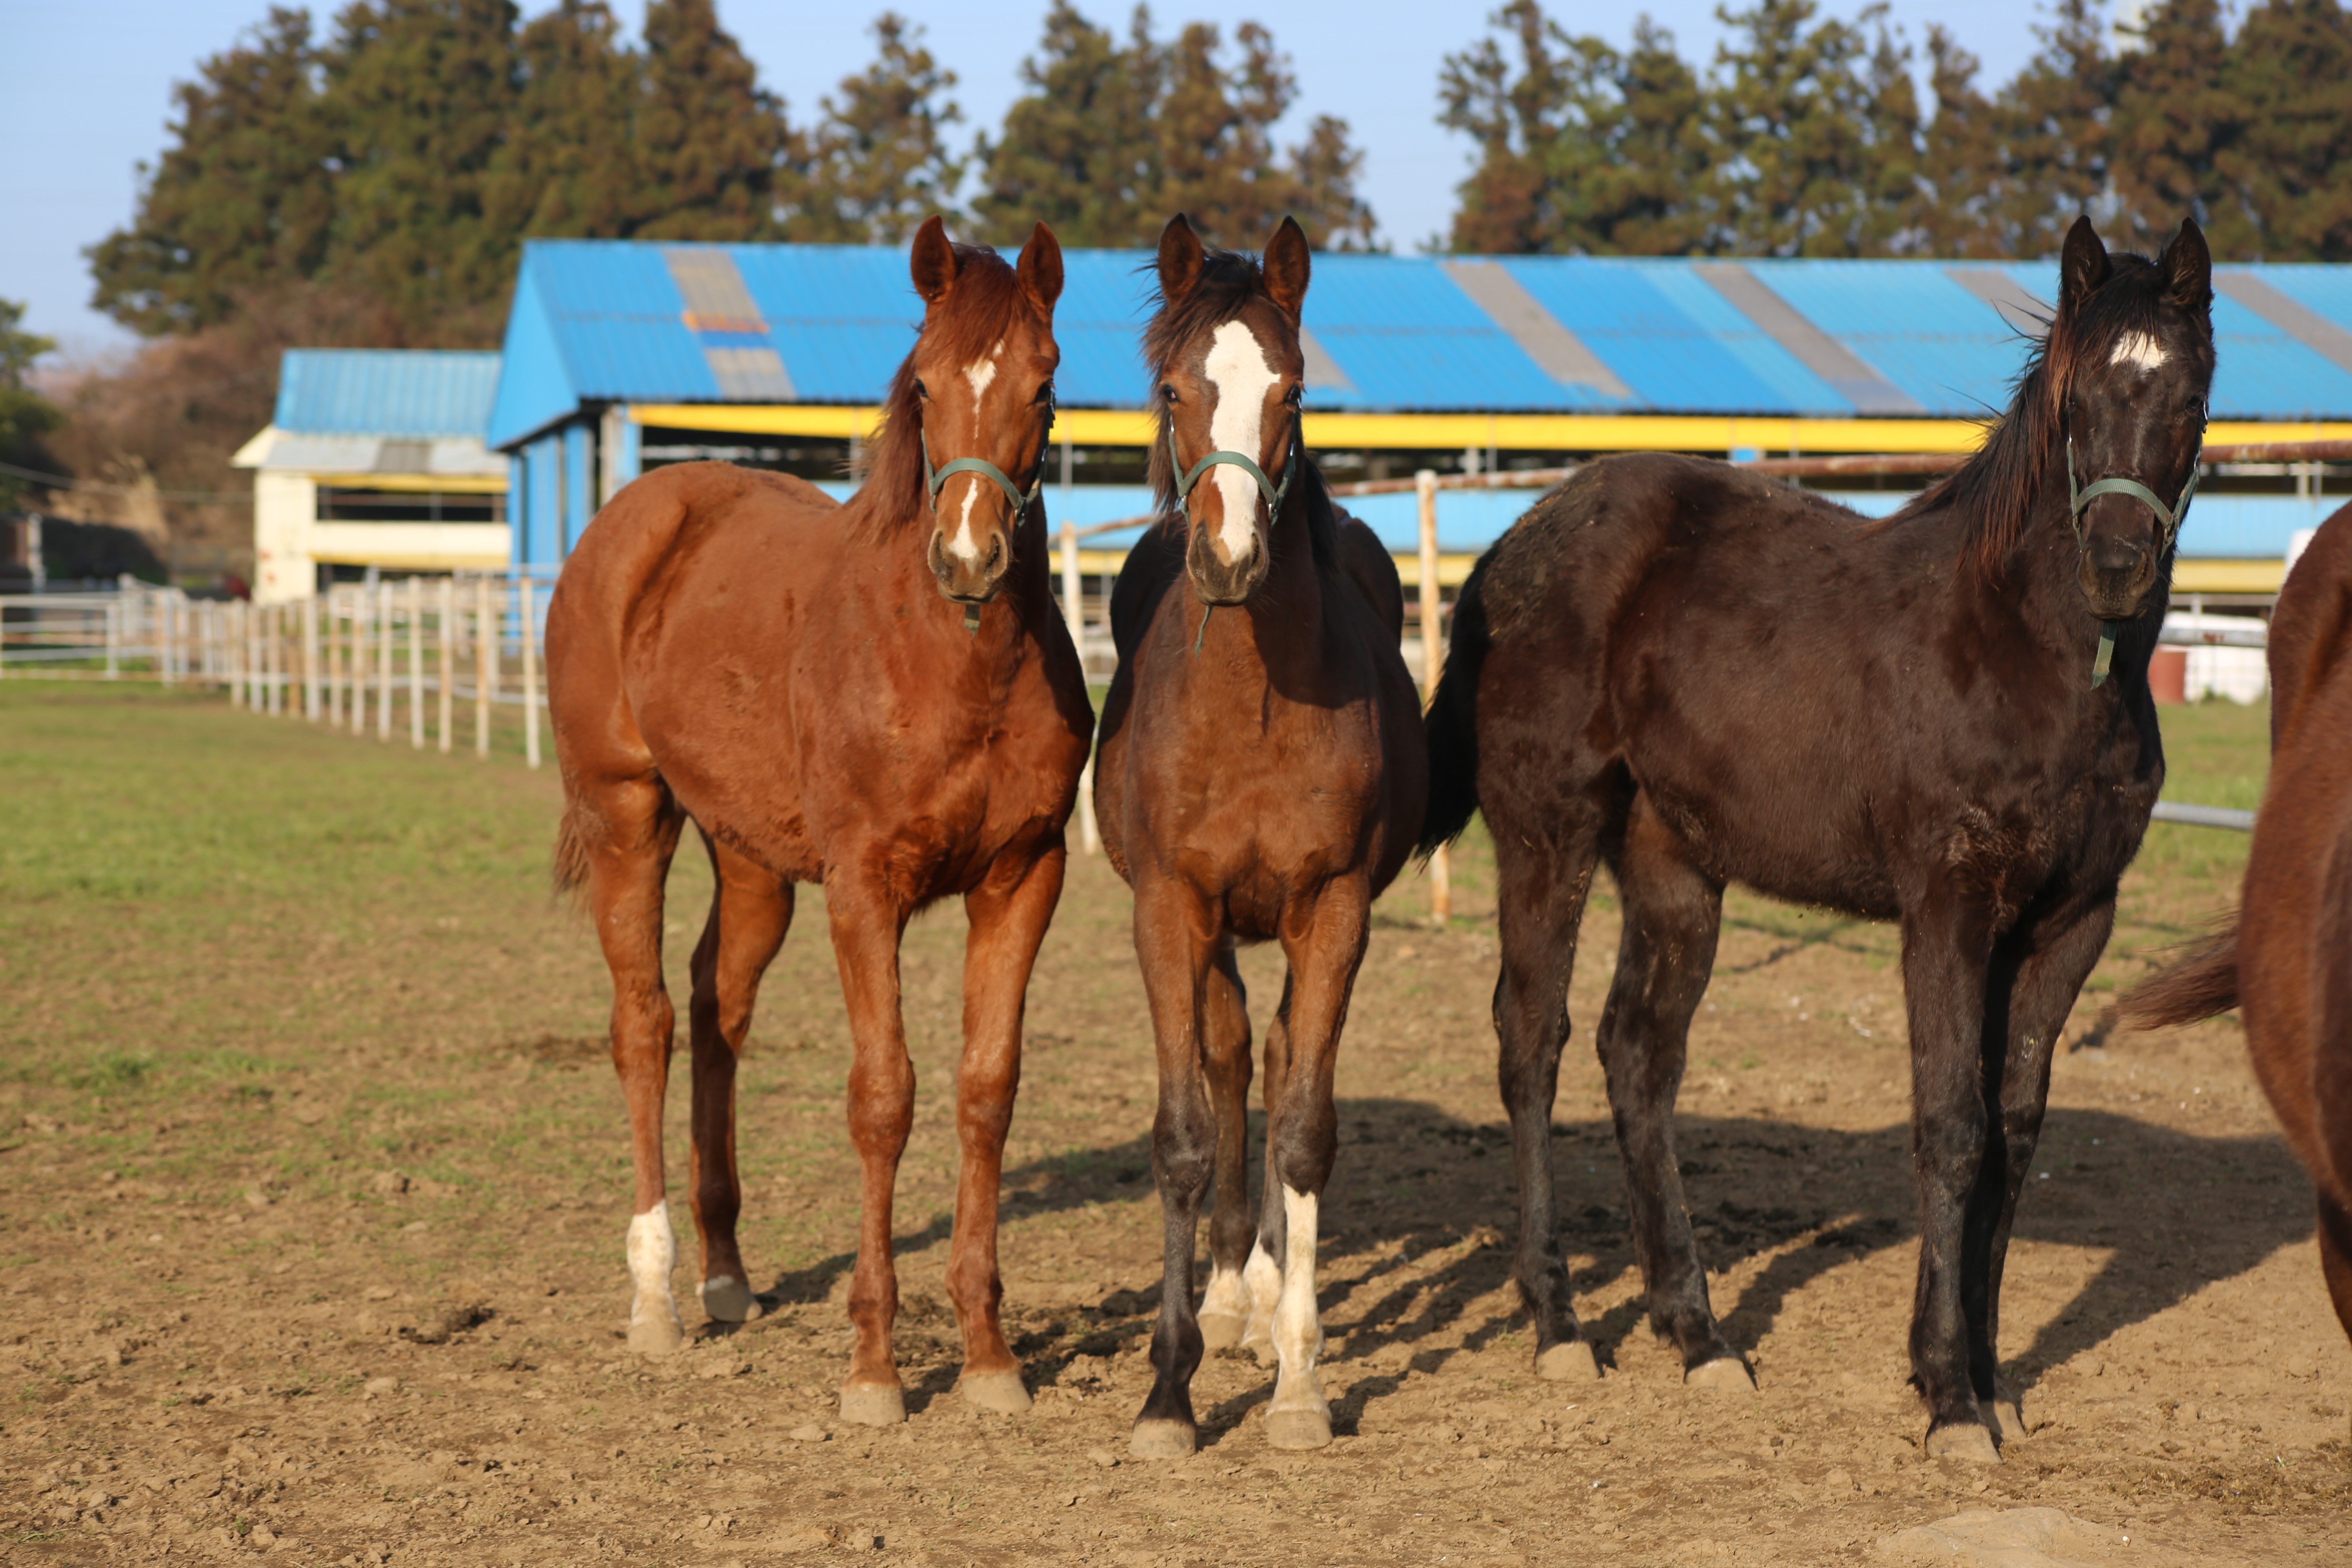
2162 218 2213 313
1018 221 1063 316
911 215 958 305
1263 215 1311 321
1157 214 1204 303
2058 215 2109 316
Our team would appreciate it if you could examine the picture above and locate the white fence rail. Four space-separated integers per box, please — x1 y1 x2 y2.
0 570 558 768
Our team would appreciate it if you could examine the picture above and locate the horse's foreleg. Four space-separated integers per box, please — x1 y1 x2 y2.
1258 882 1371 1452
584 782 686 1355
1971 898 2114 1443
1490 808 1607 1381
947 842 1067 1415
825 877 916 1426
1902 883 2001 1463
1198 946 1256 1352
1131 878 1221 1458
685 837 793 1326
1599 797 1742 1387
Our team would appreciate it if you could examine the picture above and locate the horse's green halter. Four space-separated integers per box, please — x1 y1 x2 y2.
1166 409 1303 655
2065 435 2201 688
920 393 1054 633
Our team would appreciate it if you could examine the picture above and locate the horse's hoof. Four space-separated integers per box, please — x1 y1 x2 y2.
1684 1357 1753 1391
627 1318 684 1356
959 1370 1031 1415
1265 1408 1332 1450
1198 1310 1247 1353
838 1383 906 1427
1130 1418 1196 1459
1535 1341 1599 1382
1991 1398 2027 1443
698 1276 763 1324
1925 1421 2002 1464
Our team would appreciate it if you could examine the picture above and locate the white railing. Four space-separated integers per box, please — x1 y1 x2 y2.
0 568 562 768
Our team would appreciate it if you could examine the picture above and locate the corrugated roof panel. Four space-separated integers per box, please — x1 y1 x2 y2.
1630 262 1854 415
1305 255 1577 411
2252 265 2352 356
518 241 714 405
1056 249 1155 407
275 349 500 436
1741 262 2024 416
2209 289 2352 420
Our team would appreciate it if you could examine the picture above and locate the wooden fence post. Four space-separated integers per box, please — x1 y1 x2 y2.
376 580 394 742
1061 518 1100 855
519 573 541 770
160 592 176 686
1417 468 1450 927
105 599 119 681
303 595 319 719
406 575 425 749
474 573 492 760
437 576 454 754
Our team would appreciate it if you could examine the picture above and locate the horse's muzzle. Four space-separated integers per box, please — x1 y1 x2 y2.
1185 521 1265 607
2077 536 2158 621
929 526 1009 604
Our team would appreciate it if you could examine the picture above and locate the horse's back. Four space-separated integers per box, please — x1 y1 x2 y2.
1333 511 1405 639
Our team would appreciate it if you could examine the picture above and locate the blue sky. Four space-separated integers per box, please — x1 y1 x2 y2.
4 0 2065 361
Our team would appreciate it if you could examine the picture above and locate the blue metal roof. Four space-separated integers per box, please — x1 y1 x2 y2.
276 350 501 437
487 240 2352 447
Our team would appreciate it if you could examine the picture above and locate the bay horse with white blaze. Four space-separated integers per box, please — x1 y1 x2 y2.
2123 502 2352 1354
1421 217 2214 1461
544 219 1092 1425
1095 215 1427 1458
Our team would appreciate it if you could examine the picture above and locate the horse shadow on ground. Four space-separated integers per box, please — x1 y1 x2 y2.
722 1094 2310 1434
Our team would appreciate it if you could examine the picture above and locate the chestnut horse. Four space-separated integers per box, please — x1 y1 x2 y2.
1420 218 2214 1461
2123 503 2352 1350
1095 215 1427 1458
544 219 1092 1425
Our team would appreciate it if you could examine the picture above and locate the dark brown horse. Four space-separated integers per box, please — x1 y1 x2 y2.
1094 215 1427 1457
543 219 1092 1425
2123 503 2352 1350
1420 217 2214 1461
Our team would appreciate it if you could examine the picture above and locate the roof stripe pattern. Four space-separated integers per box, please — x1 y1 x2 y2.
486 240 2352 448
276 349 502 437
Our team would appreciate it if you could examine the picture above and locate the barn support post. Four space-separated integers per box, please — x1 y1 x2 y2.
407 575 425 749
519 572 541 770
474 573 493 760
1418 468 1450 926
437 575 454 754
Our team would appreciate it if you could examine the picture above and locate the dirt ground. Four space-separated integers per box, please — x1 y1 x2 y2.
2 684 2347 1567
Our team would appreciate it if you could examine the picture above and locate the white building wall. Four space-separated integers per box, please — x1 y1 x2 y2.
254 472 318 604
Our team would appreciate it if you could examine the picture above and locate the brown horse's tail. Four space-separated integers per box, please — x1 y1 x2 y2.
552 802 595 905
2117 917 2243 1031
1418 552 1493 856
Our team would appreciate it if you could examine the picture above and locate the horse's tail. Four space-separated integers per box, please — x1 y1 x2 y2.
552 802 595 904
2117 917 2243 1030
1418 553 1494 856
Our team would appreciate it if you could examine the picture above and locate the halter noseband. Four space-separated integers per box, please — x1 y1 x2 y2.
2065 434 2201 688
920 391 1055 632
1165 409 1303 655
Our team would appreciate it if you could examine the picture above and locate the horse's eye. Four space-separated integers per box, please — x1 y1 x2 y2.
1034 381 1055 406
1284 384 1304 408
914 379 929 400
1160 383 1178 404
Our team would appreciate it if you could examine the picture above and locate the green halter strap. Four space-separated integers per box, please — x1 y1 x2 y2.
920 396 1055 633
2065 435 2201 688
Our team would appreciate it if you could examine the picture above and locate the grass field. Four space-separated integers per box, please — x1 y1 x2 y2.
3 682 2343 1567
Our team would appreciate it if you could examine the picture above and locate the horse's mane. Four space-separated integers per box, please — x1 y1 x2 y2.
852 242 1044 538
1889 253 2206 577
1141 247 1339 568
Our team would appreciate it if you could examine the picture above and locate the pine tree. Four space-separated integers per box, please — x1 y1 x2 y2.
483 0 644 241
320 0 522 343
633 0 795 242
1913 28 2008 257
968 3 1161 248
0 301 62 509
2109 0 2241 253
2221 0 2352 259
784 14 964 244
1988 0 2114 259
86 8 337 336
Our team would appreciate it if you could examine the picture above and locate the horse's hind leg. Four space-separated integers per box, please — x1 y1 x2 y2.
1490 793 1611 1381
685 834 793 1326
577 777 687 1354
1967 898 2114 1445
1599 792 1745 1387
1197 946 1256 1352
947 842 1067 1416
2316 1194 2352 1359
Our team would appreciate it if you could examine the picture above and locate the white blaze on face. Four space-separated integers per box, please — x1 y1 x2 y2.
946 341 1006 564
626 1200 676 1326
1202 318 1281 561
2111 330 2167 372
